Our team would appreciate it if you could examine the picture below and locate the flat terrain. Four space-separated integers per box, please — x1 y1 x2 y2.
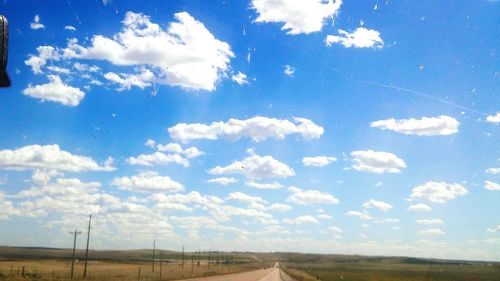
179 264 291 281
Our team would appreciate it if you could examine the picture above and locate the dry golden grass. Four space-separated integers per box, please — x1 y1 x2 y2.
0 259 261 281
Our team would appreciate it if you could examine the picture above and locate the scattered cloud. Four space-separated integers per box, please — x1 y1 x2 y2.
25 46 60 74
0 144 114 172
111 171 184 193
232 71 249 85
419 228 445 235
407 203 432 212
484 181 500 191
268 203 292 212
287 186 339 205
208 154 295 179
126 152 190 167
226 192 267 204
207 177 238 185
22 75 85 106
409 181 467 203
346 210 372 220
30 15 45 30
326 27 383 48
64 25 76 31
351 150 406 174
302 156 337 167
370 115 460 136
486 225 500 233
245 180 283 190
283 215 319 225
284 65 295 76
486 168 500 174
362 199 392 211
168 116 324 143
486 112 500 123
104 68 155 90
416 219 444 225
251 0 342 35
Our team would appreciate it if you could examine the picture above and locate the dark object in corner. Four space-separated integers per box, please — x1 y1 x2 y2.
0 15 10 88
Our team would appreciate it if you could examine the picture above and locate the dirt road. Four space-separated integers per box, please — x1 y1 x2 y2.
178 263 294 281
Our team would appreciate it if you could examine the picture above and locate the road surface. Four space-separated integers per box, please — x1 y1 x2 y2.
179 263 295 281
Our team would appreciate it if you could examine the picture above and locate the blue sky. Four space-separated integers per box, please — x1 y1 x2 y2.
0 0 499 260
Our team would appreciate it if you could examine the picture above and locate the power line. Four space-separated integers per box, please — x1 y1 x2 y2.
83 214 92 278
69 229 81 279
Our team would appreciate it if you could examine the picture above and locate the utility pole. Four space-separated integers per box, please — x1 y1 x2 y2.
191 251 194 274
83 214 92 278
69 229 81 279
159 251 162 279
181 245 184 269
152 240 156 272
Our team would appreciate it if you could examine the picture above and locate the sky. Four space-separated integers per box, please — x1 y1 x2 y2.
0 0 499 261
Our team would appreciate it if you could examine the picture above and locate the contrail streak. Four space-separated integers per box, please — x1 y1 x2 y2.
360 80 488 116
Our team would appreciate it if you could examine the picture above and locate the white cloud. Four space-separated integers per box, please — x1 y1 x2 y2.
63 11 234 91
46 66 71 75
407 203 432 212
227 192 267 204
419 228 445 235
284 65 295 76
154 142 204 159
207 177 238 185
126 152 189 167
0 144 114 172
317 214 333 220
104 68 155 90
486 112 500 123
22 75 85 106
362 199 392 211
251 0 342 35
245 180 283 190
168 116 324 142
64 25 76 31
326 27 383 48
287 186 339 205
484 181 500 191
209 154 295 179
351 150 406 174
231 72 249 85
329 226 343 233
73 63 100 73
302 156 337 167
409 181 468 203
486 168 500 174
268 203 292 212
111 171 184 193
0 191 19 220
283 215 319 225
416 219 444 225
25 46 60 74
346 210 372 220
370 116 459 136
30 15 45 30
486 225 500 233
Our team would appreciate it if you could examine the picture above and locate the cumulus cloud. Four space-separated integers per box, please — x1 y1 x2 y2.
227 192 267 204
231 72 249 85
0 144 114 172
208 154 295 179
268 203 292 212
362 199 392 211
416 219 444 225
251 0 342 35
25 46 60 74
484 181 500 191
419 228 445 235
407 203 432 212
486 225 500 233
287 186 339 205
111 171 184 193
326 27 383 48
206 177 238 185
302 156 337 167
64 25 76 31
22 75 85 106
409 181 468 203
346 210 372 220
486 168 500 174
370 116 460 136
152 141 204 159
351 150 406 174
104 68 155 90
284 65 295 76
62 11 233 91
245 180 283 190
283 215 319 225
168 116 324 143
126 152 190 167
486 112 500 123
30 15 45 30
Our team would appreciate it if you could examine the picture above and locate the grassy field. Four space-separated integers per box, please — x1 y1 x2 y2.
272 253 500 281
1 247 499 281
